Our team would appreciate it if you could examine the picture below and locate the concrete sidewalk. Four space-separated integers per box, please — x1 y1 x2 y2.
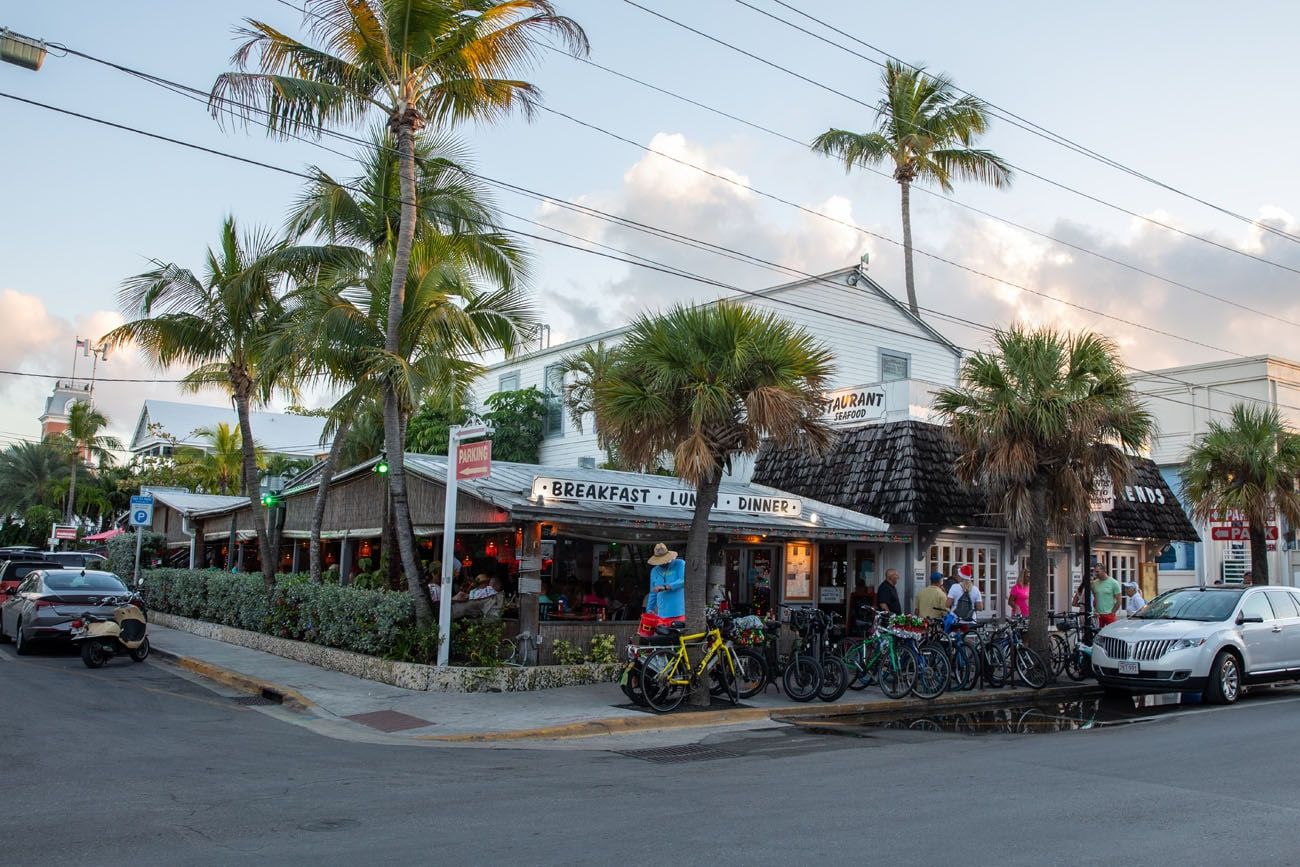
149 624 1098 743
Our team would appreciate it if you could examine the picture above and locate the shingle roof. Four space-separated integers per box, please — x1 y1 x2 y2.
130 400 330 457
753 420 1200 543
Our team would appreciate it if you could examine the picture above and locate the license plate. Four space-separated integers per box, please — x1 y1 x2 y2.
1119 661 1139 675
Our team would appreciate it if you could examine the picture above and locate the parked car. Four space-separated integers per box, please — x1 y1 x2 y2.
0 558 63 596
44 551 109 569
0 569 138 655
1092 586 1300 704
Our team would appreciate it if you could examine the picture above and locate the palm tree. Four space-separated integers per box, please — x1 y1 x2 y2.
57 402 122 523
593 303 834 693
102 217 292 592
282 235 533 618
811 60 1012 316
558 341 625 468
0 441 69 516
211 0 586 603
174 423 253 495
1181 404 1300 585
933 327 1153 653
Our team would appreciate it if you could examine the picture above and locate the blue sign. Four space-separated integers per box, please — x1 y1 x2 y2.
129 494 155 527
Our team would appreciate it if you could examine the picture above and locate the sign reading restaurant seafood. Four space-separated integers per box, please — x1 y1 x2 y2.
531 477 801 517
821 384 887 427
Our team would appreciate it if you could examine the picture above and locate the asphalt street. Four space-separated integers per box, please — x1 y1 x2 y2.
4 643 1299 866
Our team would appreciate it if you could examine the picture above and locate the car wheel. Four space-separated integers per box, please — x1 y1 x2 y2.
13 618 31 655
1206 650 1241 705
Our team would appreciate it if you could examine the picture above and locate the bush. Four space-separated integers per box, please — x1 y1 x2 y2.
106 531 166 580
551 638 585 666
451 619 505 666
588 634 618 665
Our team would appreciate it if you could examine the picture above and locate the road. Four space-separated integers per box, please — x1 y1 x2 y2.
4 644 1298 866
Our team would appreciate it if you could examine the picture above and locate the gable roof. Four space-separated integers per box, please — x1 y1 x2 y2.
129 400 330 457
753 419 1199 542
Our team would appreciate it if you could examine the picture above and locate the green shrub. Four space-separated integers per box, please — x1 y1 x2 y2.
451 619 505 667
588 634 618 665
551 638 586 666
386 625 441 665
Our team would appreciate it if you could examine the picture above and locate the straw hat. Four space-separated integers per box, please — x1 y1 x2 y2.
647 543 678 566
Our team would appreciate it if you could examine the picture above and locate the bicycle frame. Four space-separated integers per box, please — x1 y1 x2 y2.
658 627 735 687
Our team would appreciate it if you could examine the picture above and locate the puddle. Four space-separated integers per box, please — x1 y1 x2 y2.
793 694 1196 737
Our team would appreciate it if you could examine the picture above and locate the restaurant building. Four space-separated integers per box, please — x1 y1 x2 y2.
753 419 1201 614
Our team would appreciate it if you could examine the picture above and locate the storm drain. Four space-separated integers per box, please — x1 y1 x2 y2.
232 694 277 706
616 744 739 764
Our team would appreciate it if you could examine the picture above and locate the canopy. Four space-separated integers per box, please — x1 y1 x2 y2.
82 527 124 542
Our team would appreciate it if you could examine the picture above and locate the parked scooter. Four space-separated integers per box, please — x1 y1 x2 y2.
70 599 149 668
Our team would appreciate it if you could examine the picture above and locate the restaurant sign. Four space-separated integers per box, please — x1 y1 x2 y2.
821 384 887 427
531 476 802 518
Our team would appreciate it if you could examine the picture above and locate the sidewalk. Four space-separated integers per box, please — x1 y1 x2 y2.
149 624 1098 743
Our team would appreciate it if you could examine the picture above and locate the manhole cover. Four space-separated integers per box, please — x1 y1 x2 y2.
616 744 739 764
232 695 276 706
345 710 434 732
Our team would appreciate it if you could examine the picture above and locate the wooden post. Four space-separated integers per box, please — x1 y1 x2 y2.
339 536 352 585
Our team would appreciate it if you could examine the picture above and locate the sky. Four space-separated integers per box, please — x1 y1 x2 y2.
3 0 1300 451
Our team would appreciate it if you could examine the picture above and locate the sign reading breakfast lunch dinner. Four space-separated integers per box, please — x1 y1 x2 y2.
821 384 887 427
531 477 802 518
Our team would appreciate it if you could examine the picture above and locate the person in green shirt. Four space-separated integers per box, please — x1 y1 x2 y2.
1091 566 1122 627
915 572 950 620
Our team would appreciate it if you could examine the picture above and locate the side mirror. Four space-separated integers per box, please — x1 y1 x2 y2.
1237 612 1264 625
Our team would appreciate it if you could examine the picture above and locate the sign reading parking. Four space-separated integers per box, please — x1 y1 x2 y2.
129 494 155 528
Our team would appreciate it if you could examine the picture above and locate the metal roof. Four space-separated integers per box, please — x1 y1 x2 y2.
149 489 250 518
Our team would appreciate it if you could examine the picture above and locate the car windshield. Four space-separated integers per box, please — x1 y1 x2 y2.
1134 588 1242 622
43 572 128 592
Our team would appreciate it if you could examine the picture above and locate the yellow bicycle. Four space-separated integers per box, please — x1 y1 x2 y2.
639 620 741 713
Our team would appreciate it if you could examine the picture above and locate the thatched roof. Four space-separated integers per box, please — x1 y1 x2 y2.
753 420 1199 543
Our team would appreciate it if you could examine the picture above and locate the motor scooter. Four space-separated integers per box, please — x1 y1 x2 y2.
70 600 149 668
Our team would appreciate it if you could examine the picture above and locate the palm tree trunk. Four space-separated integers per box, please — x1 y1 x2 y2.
898 179 919 316
685 470 721 707
384 389 434 625
234 389 275 592
1027 486 1051 656
309 416 351 584
1249 521 1271 585
65 460 78 525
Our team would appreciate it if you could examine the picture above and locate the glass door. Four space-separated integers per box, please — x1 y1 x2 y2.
742 547 777 616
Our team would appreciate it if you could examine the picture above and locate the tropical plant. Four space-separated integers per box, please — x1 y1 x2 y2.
55 402 122 523
559 340 625 467
933 327 1153 652
261 453 311 487
483 387 547 463
811 60 1011 315
211 0 586 616
0 440 69 515
1181 404 1300 585
406 398 463 455
173 423 255 496
102 217 294 592
592 303 834 700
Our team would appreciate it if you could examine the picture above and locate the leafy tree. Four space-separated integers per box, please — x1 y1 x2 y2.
811 60 1011 315
0 441 68 515
212 0 585 616
103 217 293 592
407 400 462 455
56 402 123 523
173 423 258 496
593 303 834 702
559 341 625 468
1181 404 1300 585
483 388 547 463
933 327 1153 652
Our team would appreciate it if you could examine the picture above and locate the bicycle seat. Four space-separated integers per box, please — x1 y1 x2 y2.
654 623 687 636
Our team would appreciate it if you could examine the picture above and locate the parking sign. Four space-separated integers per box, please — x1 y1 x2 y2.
130 494 155 527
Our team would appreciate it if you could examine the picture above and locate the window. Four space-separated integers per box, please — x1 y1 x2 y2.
880 350 910 382
1267 591 1300 619
1017 552 1062 613
498 371 520 392
1097 550 1137 584
1240 592 1276 622
543 364 564 438
44 572 128 592
930 539 1000 616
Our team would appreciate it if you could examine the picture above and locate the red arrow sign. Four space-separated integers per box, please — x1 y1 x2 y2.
1210 526 1278 541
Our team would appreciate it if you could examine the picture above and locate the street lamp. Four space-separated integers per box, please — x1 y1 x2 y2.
0 29 47 71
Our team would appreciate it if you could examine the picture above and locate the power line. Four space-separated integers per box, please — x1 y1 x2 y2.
618 0 1300 276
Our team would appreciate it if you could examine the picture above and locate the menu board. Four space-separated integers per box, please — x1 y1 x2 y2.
784 542 813 601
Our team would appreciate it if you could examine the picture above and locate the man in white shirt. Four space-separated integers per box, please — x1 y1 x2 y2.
947 566 984 621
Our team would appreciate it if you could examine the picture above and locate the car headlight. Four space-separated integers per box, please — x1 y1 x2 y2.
1170 638 1206 651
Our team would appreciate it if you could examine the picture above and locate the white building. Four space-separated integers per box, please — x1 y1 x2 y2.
128 400 331 461
1132 355 1300 587
467 263 963 474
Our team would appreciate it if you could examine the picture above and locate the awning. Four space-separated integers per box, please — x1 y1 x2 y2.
82 527 124 542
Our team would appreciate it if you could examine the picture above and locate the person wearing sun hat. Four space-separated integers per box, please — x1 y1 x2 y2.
647 542 686 623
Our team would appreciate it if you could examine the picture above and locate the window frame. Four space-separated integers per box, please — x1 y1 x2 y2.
498 371 520 393
879 349 911 383
542 363 565 439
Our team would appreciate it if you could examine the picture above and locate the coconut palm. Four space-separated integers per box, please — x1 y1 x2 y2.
933 327 1153 653
57 402 123 523
211 0 586 600
0 441 69 516
593 303 834 696
282 234 534 618
174 423 255 496
558 341 626 468
811 60 1012 316
102 217 292 592
1181 404 1300 585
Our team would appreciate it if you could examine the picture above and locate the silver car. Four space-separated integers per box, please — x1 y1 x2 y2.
0 569 137 655
1092 586 1300 704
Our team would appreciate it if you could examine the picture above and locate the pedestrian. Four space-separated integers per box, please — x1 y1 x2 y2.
1242 571 1254 587
944 564 962 594
1122 581 1146 617
947 566 983 621
647 542 685 624
1007 572 1030 618
876 568 902 615
1090 565 1122 628
915 572 949 620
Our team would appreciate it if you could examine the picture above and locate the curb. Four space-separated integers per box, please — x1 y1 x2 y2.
418 682 1101 743
152 646 316 712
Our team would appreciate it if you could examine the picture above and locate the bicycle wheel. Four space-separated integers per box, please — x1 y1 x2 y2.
1065 642 1088 681
1014 645 1049 690
878 647 917 699
782 654 822 702
1049 634 1069 676
710 649 740 705
842 641 870 691
912 645 950 700
817 655 850 702
734 648 768 699
983 641 1010 688
641 649 687 713
619 659 648 707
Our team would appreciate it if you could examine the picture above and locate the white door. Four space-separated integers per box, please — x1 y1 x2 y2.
1237 591 1288 675
1264 590 1300 671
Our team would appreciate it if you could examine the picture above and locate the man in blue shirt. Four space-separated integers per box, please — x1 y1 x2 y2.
648 543 685 622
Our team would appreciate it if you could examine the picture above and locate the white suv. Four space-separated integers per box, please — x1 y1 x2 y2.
1092 586 1300 704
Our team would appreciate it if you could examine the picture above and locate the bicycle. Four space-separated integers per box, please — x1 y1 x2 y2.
1050 611 1095 682
840 612 918 699
921 617 977 692
784 606 850 703
639 619 743 713
982 618 1049 689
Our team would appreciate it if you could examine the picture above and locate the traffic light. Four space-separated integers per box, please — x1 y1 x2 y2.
261 492 281 508
374 453 389 475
